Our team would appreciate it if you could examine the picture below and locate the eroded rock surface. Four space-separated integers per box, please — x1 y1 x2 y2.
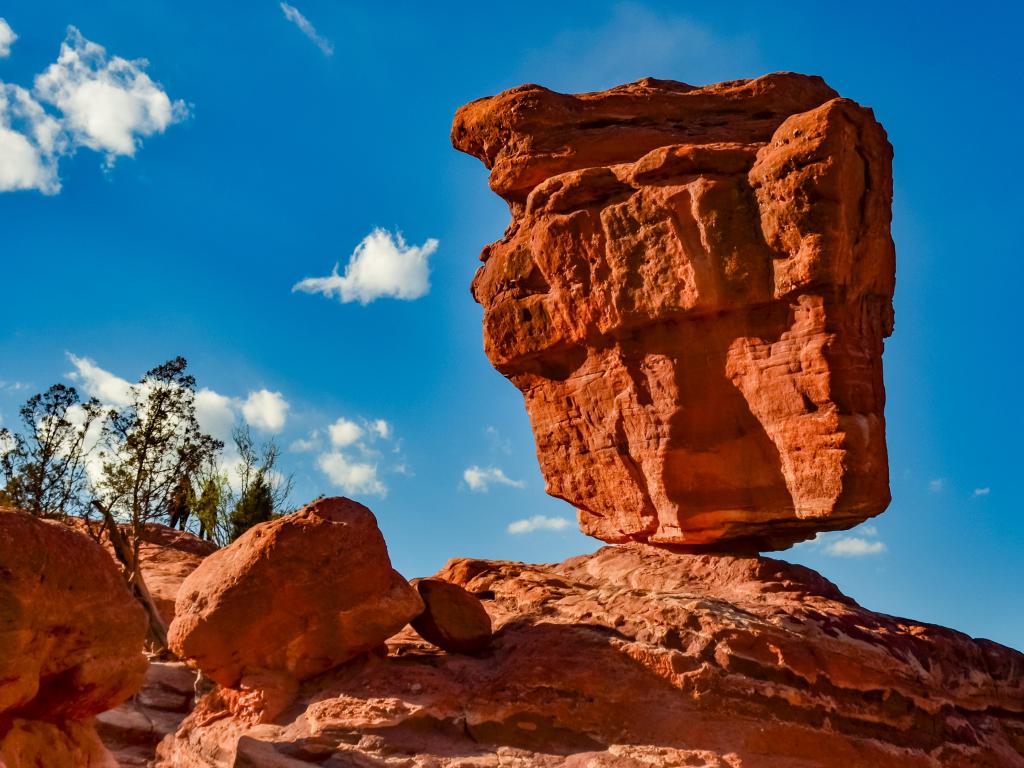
168 497 424 689
452 73 896 549
155 544 1024 767
0 508 148 767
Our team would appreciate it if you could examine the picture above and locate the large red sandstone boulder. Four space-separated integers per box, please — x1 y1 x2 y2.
0 509 148 767
452 73 896 550
155 544 1024 767
167 497 424 689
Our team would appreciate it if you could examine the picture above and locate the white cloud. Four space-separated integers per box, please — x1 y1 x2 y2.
66 353 133 407
0 19 17 58
280 3 334 56
289 433 319 453
0 85 64 194
34 27 187 162
370 419 391 440
195 388 237 442
507 515 572 535
293 228 439 305
928 478 946 493
463 465 525 492
329 417 363 448
973 487 990 497
242 389 289 433
824 537 886 557
318 451 385 496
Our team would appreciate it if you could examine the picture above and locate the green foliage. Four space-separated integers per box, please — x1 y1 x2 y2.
230 471 274 541
94 357 222 546
0 384 101 519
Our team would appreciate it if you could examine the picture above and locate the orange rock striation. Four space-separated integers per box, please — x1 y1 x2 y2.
452 73 896 550
155 545 1024 767
0 509 148 767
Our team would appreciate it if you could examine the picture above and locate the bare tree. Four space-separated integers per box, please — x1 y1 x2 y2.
0 384 101 519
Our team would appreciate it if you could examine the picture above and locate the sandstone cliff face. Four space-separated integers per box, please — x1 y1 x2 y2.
0 509 148 767
452 73 896 550
156 544 1024 767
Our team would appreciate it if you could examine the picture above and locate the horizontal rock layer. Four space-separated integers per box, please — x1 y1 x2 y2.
452 73 896 549
156 545 1024 767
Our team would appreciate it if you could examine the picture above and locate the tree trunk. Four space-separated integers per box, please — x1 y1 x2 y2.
91 500 170 651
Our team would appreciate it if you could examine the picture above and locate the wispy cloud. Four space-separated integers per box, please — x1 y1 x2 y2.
463 465 525 493
507 515 572 535
824 536 886 557
973 487 991 497
280 3 334 56
519 2 757 93
294 228 438 305
928 478 946 493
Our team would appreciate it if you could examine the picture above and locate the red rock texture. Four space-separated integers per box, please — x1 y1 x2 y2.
135 524 218 626
0 509 148 767
410 577 493 654
452 73 896 550
154 544 1024 767
96 661 197 768
167 497 424 689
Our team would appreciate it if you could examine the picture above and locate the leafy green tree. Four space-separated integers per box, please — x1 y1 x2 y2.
0 384 101 519
230 470 274 540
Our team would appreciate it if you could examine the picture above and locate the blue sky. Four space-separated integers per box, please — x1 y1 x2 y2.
0 1 1020 650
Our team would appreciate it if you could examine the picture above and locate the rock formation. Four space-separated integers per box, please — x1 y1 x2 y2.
452 73 896 550
410 577 493 654
0 508 148 767
168 497 423 693
156 544 1024 767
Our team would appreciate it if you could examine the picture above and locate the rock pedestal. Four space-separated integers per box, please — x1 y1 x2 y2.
452 73 896 550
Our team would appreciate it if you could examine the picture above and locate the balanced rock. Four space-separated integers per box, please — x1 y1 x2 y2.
452 73 896 550
168 497 424 689
0 509 148 767
156 545 1024 767
410 577 493 654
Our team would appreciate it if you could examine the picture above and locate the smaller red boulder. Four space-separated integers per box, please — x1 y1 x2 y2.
410 578 493 654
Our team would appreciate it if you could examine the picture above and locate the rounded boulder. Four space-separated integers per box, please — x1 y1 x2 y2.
410 577 493 654
168 497 423 688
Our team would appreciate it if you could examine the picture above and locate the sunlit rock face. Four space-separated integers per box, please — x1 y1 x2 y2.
452 73 896 550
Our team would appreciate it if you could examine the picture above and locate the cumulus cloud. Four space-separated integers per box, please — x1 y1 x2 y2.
370 419 391 440
293 228 439 305
280 3 334 56
328 417 363 448
0 85 64 193
241 389 289 433
0 19 17 58
318 451 385 496
973 487 991 497
34 27 187 162
67 353 133 406
824 537 887 557
463 465 525 493
507 515 572 535
194 388 236 442
0 26 185 194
